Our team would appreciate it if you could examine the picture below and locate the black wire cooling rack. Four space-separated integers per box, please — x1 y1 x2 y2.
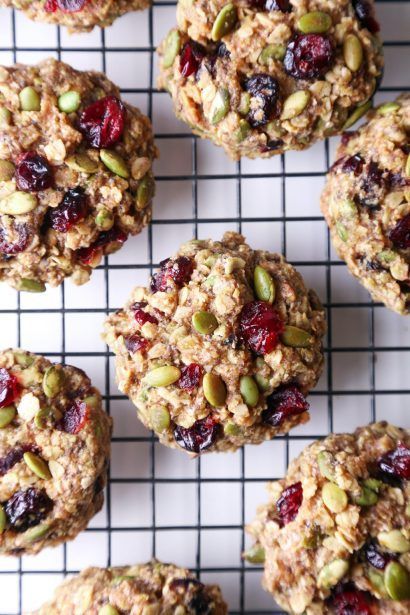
0 1 409 613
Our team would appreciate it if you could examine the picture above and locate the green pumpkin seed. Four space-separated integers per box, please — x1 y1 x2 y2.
378 530 410 554
405 154 410 178
111 575 135 586
317 450 336 481
367 568 389 598
0 107 11 126
163 30 181 68
150 406 170 432
34 407 57 430
192 311 218 335
17 279 46 293
23 451 51 480
254 266 275 303
354 485 378 507
343 100 372 129
0 160 15 181
336 221 348 242
95 209 114 230
100 149 130 179
210 88 230 125
322 482 348 513
14 351 34 367
145 365 181 387
238 92 250 116
203 372 227 407
377 102 400 115
378 249 396 263
235 119 251 142
298 11 332 34
281 325 313 348
0 191 38 215
0 405 16 428
66 152 99 174
243 544 265 564
136 175 155 210
384 561 410 601
211 3 237 41
363 478 382 492
343 34 363 72
255 373 270 391
240 376 259 407
339 199 357 218
0 505 5 533
23 523 50 543
99 606 119 615
224 422 241 436
281 90 311 120
42 365 64 398
58 90 81 113
258 44 286 65
317 559 349 589
19 86 41 111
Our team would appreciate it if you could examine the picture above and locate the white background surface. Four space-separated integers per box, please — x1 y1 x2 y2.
0 1 409 612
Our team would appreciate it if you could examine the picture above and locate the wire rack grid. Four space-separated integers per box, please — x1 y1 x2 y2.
0 1 409 613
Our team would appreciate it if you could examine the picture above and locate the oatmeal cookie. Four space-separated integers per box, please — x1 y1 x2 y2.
0 348 112 556
0 0 150 34
247 422 410 614
0 58 157 292
104 232 326 455
33 559 227 614
321 94 410 315
158 0 384 160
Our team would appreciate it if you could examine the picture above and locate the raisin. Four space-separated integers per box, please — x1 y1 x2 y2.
238 301 284 355
56 401 89 434
0 368 19 408
284 34 335 80
352 0 380 34
79 95 126 149
173 416 219 453
179 41 206 78
47 187 88 232
0 445 36 477
0 223 30 256
150 256 193 292
243 73 279 127
329 583 373 615
262 386 309 427
342 154 365 176
276 481 303 526
389 214 410 250
357 161 387 209
169 578 212 614
265 0 292 11
15 152 53 192
4 488 53 532
361 540 393 571
178 364 203 390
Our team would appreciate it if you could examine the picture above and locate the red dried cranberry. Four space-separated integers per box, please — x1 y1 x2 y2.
173 416 219 453
79 95 126 149
352 0 380 34
0 368 19 408
150 256 193 292
342 154 365 176
329 584 373 615
389 214 410 250
179 41 206 78
77 227 127 265
238 301 284 355
377 443 410 481
262 386 309 427
124 334 149 354
57 401 89 434
0 223 30 255
178 364 203 390
0 445 35 477
47 187 88 232
133 304 158 326
45 0 86 10
4 487 53 532
284 34 334 79
362 540 393 570
276 481 303 526
357 161 387 208
44 0 57 11
243 74 279 127
15 152 53 192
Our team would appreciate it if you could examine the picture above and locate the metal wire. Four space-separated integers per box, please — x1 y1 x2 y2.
0 1 409 613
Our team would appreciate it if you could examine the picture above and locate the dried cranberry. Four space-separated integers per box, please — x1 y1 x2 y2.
47 187 88 233
4 487 53 532
243 74 279 127
341 131 357 146
0 223 30 255
133 304 158 326
284 34 334 80
179 41 206 78
124 334 149 354
150 256 193 292
57 401 89 434
329 583 373 615
173 416 219 453
357 161 387 208
238 301 284 355
0 445 35 477
342 154 365 176
262 386 309 427
389 214 410 250
77 227 127 265
79 95 126 149
362 540 393 570
0 368 19 408
265 0 291 10
276 481 303 526
45 0 86 10
377 443 410 481
15 152 53 192
178 364 203 390
352 0 380 34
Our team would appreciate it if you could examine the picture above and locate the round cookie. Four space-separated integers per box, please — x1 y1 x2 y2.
321 94 410 315
246 422 410 614
0 348 112 556
0 58 156 292
33 560 227 614
104 232 326 455
158 0 384 160
0 0 150 33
